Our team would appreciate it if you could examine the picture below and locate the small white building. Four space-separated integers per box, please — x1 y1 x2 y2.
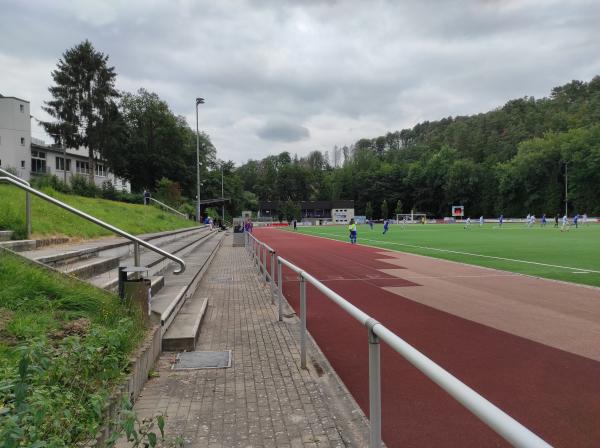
0 94 130 192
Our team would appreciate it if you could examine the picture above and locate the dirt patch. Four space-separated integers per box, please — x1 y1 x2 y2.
0 308 18 346
0 308 13 332
52 317 91 339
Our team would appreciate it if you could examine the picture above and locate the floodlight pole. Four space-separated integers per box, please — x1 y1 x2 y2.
564 161 568 217
196 97 205 223
221 163 225 223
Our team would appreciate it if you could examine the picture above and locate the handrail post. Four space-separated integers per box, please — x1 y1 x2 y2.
264 246 269 282
25 192 31 237
277 258 283 322
270 251 275 304
367 318 382 448
299 274 307 369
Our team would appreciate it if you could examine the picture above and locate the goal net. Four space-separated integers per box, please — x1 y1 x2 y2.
396 213 427 224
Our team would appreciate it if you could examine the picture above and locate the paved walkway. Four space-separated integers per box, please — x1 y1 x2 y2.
132 236 369 447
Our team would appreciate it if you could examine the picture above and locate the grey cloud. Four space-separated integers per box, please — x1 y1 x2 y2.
257 120 310 142
1 0 599 163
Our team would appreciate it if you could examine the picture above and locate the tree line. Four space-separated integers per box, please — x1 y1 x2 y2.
236 77 600 218
42 41 600 219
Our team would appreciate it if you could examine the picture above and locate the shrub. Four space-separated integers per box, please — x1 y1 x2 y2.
70 175 100 197
155 178 182 206
30 174 71 194
101 180 118 200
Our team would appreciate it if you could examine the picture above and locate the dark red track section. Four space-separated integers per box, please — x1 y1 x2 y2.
254 228 600 448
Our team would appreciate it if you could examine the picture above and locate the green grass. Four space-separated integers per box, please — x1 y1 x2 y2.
292 222 600 287
0 250 145 445
0 184 195 239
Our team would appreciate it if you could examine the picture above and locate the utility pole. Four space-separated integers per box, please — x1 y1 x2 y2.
195 98 204 222
221 163 225 223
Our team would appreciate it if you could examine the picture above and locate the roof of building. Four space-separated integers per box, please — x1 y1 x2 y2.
0 95 30 103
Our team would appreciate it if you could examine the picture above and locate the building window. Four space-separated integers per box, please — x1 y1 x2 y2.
20 104 24 113
55 157 71 171
31 151 47 174
95 164 105 177
76 160 90 174
21 161 25 168
20 137 25 146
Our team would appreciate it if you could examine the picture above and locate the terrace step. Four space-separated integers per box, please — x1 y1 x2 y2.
152 232 225 350
88 228 217 292
0 239 37 252
0 231 13 241
161 297 209 351
61 256 121 280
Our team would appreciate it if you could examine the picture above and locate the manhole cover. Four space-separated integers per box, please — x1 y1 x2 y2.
172 351 232 370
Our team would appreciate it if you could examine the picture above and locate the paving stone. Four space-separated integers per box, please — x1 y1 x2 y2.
132 235 369 447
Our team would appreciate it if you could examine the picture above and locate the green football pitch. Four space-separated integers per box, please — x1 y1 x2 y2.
291 222 600 288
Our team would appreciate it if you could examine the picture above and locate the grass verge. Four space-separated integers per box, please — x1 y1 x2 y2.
0 249 146 446
0 185 195 240
292 223 600 287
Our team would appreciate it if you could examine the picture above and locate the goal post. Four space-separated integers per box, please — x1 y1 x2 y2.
396 213 427 224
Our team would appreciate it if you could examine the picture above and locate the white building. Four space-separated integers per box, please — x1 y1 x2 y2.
0 94 130 192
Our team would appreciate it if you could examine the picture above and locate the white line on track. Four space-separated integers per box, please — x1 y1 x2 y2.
305 231 600 275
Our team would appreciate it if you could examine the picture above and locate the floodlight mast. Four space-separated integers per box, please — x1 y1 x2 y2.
196 97 205 223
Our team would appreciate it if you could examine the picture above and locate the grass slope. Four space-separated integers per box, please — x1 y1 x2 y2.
292 222 600 287
0 250 145 445
0 184 195 239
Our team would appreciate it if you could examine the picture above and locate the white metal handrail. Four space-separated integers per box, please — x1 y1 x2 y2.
149 197 189 219
0 177 186 274
0 168 31 236
244 232 552 448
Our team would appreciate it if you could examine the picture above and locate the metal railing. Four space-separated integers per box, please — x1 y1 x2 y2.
0 177 186 274
244 232 552 448
149 197 189 219
0 168 31 237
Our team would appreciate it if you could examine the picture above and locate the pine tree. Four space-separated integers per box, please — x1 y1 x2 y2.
42 40 119 183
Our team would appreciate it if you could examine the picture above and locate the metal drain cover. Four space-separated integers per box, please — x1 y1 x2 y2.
172 350 232 370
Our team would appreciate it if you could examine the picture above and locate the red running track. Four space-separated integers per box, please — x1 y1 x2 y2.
254 228 600 448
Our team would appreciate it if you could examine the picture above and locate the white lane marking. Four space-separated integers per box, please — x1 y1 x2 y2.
302 231 600 275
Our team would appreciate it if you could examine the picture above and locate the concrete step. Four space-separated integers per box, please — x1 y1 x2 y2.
154 232 225 351
27 226 208 267
0 231 13 241
89 229 217 292
61 256 121 280
0 240 37 252
161 297 209 351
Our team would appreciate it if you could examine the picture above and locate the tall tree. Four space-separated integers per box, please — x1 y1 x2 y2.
394 199 403 217
381 199 389 219
42 40 119 183
365 201 373 219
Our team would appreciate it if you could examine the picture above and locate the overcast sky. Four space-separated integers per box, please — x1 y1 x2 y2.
1 0 599 165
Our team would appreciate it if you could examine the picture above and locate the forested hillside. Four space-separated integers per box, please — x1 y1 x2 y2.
236 77 600 218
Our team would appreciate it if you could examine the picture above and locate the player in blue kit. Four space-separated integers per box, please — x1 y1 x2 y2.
382 219 390 234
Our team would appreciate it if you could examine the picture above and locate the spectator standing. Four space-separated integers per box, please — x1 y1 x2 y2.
143 189 150 205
